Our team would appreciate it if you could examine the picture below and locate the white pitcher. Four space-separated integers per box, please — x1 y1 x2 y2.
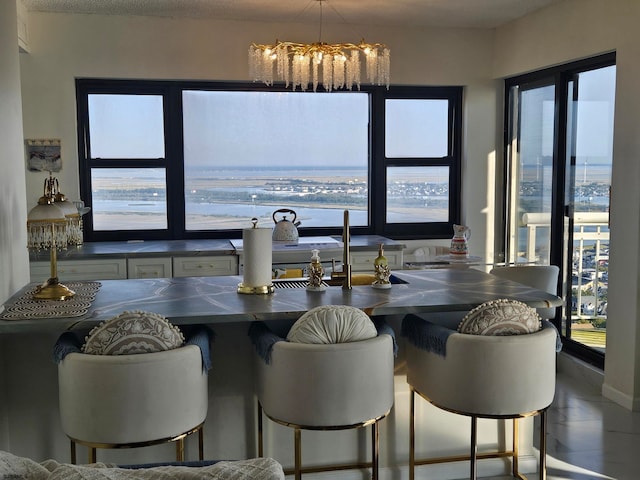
450 224 470 257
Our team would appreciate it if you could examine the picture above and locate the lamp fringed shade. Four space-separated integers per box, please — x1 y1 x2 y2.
26 202 68 251
54 193 83 246
249 41 390 92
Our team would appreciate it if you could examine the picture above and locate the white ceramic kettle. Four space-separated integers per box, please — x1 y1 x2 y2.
272 208 301 242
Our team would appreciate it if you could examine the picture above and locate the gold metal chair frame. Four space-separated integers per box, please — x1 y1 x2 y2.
409 387 548 480
258 401 389 480
68 422 205 465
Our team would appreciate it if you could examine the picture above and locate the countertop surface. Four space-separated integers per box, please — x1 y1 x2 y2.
29 235 405 261
0 268 561 334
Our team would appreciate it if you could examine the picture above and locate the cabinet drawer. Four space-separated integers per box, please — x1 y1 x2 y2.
30 259 127 282
350 251 403 271
127 258 172 279
173 256 238 277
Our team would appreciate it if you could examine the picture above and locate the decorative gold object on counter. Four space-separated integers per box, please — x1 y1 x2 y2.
306 249 326 292
373 243 391 289
237 283 275 295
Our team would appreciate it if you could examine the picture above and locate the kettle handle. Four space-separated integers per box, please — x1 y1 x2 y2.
273 208 297 224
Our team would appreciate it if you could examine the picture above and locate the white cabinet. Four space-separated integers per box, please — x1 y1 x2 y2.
30 254 237 281
350 250 404 272
127 258 172 279
173 256 238 277
30 259 127 282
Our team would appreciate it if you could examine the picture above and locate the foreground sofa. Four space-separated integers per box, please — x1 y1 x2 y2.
0 450 285 480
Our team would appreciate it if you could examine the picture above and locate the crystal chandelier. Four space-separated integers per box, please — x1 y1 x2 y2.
248 1 390 92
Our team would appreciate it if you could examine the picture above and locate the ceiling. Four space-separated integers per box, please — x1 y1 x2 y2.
21 0 564 29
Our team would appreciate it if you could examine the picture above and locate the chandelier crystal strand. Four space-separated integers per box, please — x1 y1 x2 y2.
366 48 378 84
312 52 320 92
248 46 255 80
380 48 391 86
322 54 333 92
294 53 311 91
292 54 300 90
333 54 345 90
262 49 274 86
346 50 360 90
276 46 290 88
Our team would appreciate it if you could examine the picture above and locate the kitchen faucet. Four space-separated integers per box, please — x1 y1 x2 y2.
330 210 352 290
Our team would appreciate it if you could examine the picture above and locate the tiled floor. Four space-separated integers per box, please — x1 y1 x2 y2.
489 358 639 480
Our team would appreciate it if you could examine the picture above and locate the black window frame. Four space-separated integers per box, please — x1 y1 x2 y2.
76 79 462 242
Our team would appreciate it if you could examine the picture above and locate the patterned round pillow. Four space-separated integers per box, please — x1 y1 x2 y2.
457 299 541 336
82 310 185 355
287 305 377 344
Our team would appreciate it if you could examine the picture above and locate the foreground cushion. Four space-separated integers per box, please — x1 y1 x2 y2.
0 450 285 480
82 310 184 355
287 305 377 344
457 298 541 335
46 458 285 480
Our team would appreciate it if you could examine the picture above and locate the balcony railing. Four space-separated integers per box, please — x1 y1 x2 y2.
520 211 608 350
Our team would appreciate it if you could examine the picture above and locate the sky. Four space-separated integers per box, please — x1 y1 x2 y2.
89 90 450 168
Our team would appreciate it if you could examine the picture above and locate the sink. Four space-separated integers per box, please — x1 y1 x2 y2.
272 279 330 289
272 274 407 289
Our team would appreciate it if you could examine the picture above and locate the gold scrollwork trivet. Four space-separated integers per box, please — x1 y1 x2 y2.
0 281 101 321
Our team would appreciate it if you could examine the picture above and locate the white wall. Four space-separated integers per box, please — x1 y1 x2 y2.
0 0 30 453
493 0 640 410
0 3 30 304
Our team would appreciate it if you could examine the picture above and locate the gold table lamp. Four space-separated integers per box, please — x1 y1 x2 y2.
27 176 75 301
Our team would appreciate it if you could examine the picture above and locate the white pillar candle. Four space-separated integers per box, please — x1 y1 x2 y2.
243 227 273 287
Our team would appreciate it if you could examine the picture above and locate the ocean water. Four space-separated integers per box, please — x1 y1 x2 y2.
90 165 610 230
91 199 447 229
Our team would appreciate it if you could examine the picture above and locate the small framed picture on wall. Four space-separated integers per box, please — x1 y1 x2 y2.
26 139 62 172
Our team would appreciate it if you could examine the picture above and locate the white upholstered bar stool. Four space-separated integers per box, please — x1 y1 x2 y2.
57 312 210 464
403 306 557 480
252 306 395 480
59 345 208 464
489 265 560 320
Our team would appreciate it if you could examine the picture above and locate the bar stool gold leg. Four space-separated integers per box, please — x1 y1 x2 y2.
409 388 415 480
198 425 204 461
294 428 302 480
540 410 547 480
513 417 520 477
470 416 478 480
176 437 185 462
372 420 379 480
88 447 96 464
258 402 264 457
70 439 76 465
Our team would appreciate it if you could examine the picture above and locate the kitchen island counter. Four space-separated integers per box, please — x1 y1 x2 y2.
0 268 561 334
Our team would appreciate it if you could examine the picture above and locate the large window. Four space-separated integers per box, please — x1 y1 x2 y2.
76 80 462 241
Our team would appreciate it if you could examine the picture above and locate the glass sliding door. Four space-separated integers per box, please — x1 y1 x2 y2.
505 81 555 265
563 65 615 355
503 53 615 368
